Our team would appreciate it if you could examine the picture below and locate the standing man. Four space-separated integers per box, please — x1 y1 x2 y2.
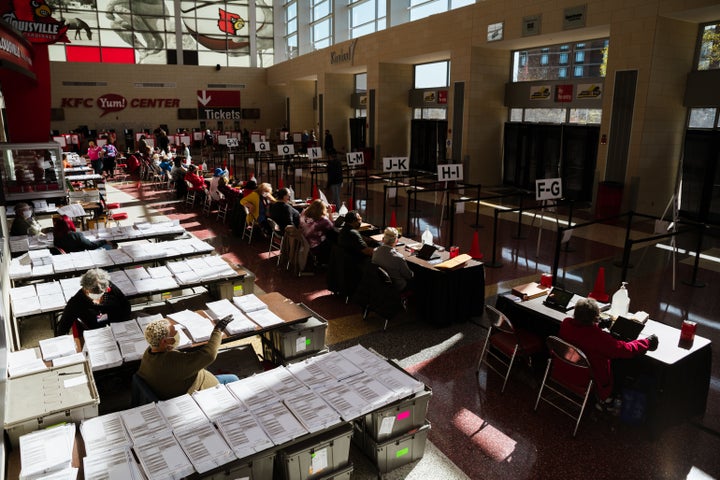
324 129 335 154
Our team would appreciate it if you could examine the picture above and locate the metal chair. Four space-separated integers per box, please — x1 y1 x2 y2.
477 305 544 392
266 217 284 261
534 336 595 437
185 180 197 209
240 204 255 244
352 262 405 331
201 191 214 216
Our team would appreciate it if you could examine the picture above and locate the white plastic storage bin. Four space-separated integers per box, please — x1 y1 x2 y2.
277 423 353 480
353 421 431 474
358 386 431 442
4 361 99 447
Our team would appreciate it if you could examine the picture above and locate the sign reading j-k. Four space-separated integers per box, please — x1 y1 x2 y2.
536 178 562 201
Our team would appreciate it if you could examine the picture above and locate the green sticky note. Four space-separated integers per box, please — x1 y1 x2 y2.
305 338 311 346
396 447 409 458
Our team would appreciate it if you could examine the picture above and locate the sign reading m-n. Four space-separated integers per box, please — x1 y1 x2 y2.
197 90 242 121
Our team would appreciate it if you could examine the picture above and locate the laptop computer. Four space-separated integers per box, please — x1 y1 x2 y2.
415 244 441 261
610 316 645 341
543 287 576 312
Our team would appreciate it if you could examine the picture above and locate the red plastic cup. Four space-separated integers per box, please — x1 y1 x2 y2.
449 246 459 258
680 320 697 342
540 273 553 288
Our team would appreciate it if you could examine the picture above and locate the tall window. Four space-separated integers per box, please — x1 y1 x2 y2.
697 22 720 70
409 0 474 22
414 60 450 88
311 0 332 50
285 0 298 59
512 38 609 82
350 0 387 39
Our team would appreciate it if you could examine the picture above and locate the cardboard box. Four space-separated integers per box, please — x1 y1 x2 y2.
4 361 99 447
358 386 431 442
353 421 431 474
277 423 353 480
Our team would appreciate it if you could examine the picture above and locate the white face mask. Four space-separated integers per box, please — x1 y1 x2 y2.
23 209 32 219
87 291 104 301
166 332 180 350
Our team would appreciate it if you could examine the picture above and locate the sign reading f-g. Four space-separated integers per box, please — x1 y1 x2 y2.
536 178 562 200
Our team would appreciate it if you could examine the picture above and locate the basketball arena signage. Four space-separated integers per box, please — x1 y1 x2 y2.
60 94 180 117
330 39 357 65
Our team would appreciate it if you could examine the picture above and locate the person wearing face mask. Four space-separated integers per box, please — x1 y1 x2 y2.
136 316 237 400
55 268 131 337
10 202 43 236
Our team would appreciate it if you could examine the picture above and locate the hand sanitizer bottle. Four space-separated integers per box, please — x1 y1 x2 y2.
421 227 433 245
338 202 348 216
610 282 630 317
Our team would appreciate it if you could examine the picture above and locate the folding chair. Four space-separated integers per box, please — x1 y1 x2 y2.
201 191 213 216
185 181 197 209
534 336 594 437
477 305 543 392
240 204 255 244
217 197 231 223
266 218 284 261
352 262 405 331
103 201 128 227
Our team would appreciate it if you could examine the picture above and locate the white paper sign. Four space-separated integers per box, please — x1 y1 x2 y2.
269 163 276 171
226 138 239 148
308 147 322 160
437 164 463 181
296 336 307 352
254 141 271 152
277 144 295 156
310 448 328 474
383 157 409 172
295 168 303 177
535 178 562 201
248 157 255 165
346 152 364 167
378 416 395 436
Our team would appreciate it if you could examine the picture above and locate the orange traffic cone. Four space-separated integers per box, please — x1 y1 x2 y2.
588 267 609 302
389 210 397 227
312 184 319 200
278 177 284 189
469 231 483 260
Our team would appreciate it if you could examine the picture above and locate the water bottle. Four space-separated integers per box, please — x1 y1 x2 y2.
201 160 207 171
287 185 295 201
338 202 348 216
421 227 433 245
609 282 630 317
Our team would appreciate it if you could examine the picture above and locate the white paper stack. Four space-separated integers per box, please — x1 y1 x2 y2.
286 354 338 390
83 448 144 480
192 385 243 421
28 248 53 267
338 344 387 370
168 310 214 343
344 371 400 412
18 423 76 480
232 293 267 313
310 350 364 381
133 430 194 480
110 270 136 296
120 403 171 445
226 374 279 411
52 254 77 274
364 361 426 398
122 243 157 262
313 382 368 421
216 410 273 460
106 248 133 265
70 251 95 270
252 402 308 445
59 277 82 299
257 366 309 401
10 284 41 317
52 352 87 368
7 348 47 377
136 315 193 350
174 423 235 474
283 389 343 434
26 467 78 480
245 309 285 329
158 394 210 430
9 235 30 253
204 299 257 335
88 248 113 268
37 281 66 312
39 334 77 361
80 412 133 456
83 327 123 370
9 257 32 279
111 320 147 362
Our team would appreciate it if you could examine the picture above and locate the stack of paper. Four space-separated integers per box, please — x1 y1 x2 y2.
80 412 133 455
52 254 76 274
39 334 77 361
110 270 136 296
308 350 363 381
120 403 170 445
37 281 66 312
344 371 400 411
28 249 53 267
24 467 77 480
88 249 113 268
338 344 387 371
83 448 144 480
245 309 285 329
18 423 76 480
7 348 47 377
252 402 308 445
111 320 147 362
106 249 133 265
233 293 267 313
52 353 86 367
135 315 193 350
256 366 309 401
158 394 210 430
286 354 338 390
9 235 30 253
283 389 342 434
215 410 274 460
59 277 82 299
10 284 40 317
363 360 425 398
313 382 368 421
70 251 95 270
8 257 32 279
204 299 257 335
168 310 214 343
226 374 279 411
133 430 194 480
83 327 123 370
192 385 243 421
173 423 235 474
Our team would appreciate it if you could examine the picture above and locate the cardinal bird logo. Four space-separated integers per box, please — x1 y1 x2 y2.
218 8 245 35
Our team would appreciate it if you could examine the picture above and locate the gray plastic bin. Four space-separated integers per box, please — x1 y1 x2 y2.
354 421 431 474
359 386 431 442
278 423 353 480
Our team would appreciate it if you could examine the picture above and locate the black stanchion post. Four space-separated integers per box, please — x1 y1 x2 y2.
449 199 456 246
406 188 412 239
513 195 526 239
471 184 482 229
620 235 633 282
552 226 562 286
614 211 634 268
682 224 707 288
563 199 575 252
381 185 387 228
486 208 503 268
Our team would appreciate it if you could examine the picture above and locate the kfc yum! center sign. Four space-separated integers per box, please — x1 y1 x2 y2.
60 94 180 117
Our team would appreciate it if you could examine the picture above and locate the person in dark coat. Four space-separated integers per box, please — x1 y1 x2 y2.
53 214 110 253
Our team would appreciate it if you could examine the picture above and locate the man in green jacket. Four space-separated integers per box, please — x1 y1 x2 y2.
137 316 236 400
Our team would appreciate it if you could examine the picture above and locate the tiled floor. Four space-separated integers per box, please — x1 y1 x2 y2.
32 176 720 479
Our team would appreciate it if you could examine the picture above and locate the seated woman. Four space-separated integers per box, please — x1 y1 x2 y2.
10 202 43 236
240 182 274 232
137 317 237 400
56 268 131 337
170 157 187 198
53 214 110 253
299 199 336 262
185 164 207 192
209 167 229 201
